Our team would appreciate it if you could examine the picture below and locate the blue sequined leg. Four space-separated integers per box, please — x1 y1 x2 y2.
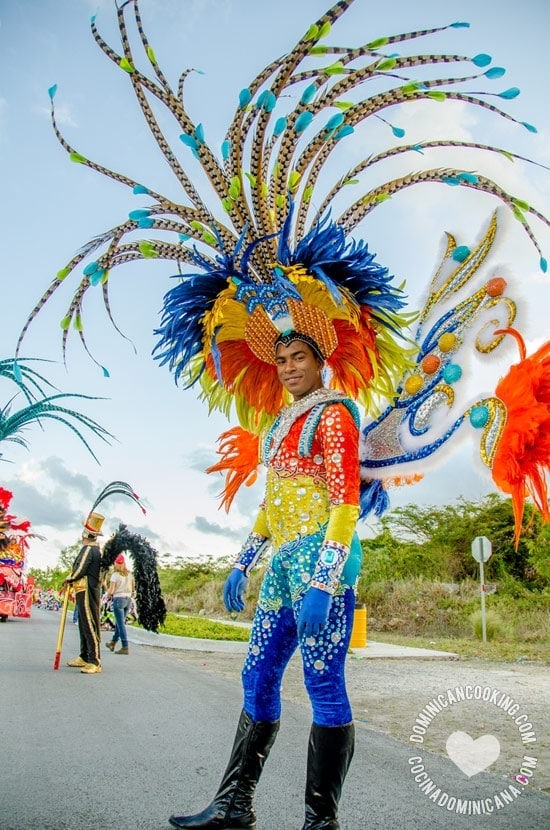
299 588 355 726
242 605 298 721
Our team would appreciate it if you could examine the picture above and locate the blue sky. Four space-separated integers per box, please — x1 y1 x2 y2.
1 0 549 570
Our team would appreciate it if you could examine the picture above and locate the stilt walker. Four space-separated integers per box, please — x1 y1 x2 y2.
15 1 550 826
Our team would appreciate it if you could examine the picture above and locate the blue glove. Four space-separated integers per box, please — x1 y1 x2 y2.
297 587 332 639
223 568 249 613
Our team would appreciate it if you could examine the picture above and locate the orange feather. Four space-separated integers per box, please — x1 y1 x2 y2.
492 329 550 547
206 427 261 512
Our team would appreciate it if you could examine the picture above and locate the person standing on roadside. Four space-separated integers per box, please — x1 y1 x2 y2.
105 553 135 655
65 512 104 674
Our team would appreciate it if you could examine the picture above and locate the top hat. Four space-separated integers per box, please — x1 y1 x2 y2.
82 511 105 536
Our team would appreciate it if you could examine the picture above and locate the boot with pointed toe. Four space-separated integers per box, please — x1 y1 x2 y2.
169 710 279 829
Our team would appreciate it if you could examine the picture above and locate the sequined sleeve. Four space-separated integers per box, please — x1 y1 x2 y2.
232 508 271 576
310 405 360 594
317 404 360 512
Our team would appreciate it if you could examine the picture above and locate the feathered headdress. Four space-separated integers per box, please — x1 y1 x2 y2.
13 1 550 532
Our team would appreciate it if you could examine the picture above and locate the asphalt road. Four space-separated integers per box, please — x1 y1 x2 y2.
1 609 548 829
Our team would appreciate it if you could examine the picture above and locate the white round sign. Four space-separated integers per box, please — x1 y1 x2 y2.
471 535 492 563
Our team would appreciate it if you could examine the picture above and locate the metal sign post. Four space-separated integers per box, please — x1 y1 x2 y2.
471 536 493 643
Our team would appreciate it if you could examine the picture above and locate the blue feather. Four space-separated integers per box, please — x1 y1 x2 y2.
288 215 407 324
210 331 223 383
358 479 390 520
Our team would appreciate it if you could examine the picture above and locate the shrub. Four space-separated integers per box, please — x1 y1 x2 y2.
470 609 504 641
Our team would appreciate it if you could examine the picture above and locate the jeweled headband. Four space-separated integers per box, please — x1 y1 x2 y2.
274 331 325 362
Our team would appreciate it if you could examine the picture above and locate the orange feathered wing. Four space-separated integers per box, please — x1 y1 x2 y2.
206 427 262 512
492 329 550 547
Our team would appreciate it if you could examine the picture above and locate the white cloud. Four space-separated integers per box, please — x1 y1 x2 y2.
36 102 77 128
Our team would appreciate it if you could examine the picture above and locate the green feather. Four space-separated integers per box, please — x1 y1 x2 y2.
119 57 135 73
139 241 158 258
376 58 397 71
367 36 389 49
427 91 447 102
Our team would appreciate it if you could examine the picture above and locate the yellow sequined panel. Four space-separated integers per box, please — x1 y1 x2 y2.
264 471 330 549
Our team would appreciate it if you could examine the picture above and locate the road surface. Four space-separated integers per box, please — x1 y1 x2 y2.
1 609 548 829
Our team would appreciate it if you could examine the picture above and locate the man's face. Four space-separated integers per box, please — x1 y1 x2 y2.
275 339 324 401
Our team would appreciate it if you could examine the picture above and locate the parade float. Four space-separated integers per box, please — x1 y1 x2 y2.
0 487 35 621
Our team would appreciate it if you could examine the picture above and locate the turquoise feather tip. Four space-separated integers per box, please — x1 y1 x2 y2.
334 124 354 141
391 126 405 138
472 54 492 67
273 117 287 137
83 260 99 276
12 361 22 384
239 88 252 109
129 209 152 220
295 111 314 133
485 67 505 79
498 87 520 99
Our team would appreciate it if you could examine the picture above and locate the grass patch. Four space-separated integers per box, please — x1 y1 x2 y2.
133 612 250 642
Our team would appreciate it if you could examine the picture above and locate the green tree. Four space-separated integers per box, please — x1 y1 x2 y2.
525 522 550 585
56 541 81 572
366 495 547 587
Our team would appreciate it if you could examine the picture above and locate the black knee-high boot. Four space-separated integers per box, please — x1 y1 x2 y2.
169 710 280 829
301 722 355 830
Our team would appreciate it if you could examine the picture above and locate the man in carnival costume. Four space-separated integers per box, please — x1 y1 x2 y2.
14 1 550 827
64 511 105 675
170 310 369 829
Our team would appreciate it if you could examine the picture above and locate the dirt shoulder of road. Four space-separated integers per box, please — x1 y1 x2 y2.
149 645 550 794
